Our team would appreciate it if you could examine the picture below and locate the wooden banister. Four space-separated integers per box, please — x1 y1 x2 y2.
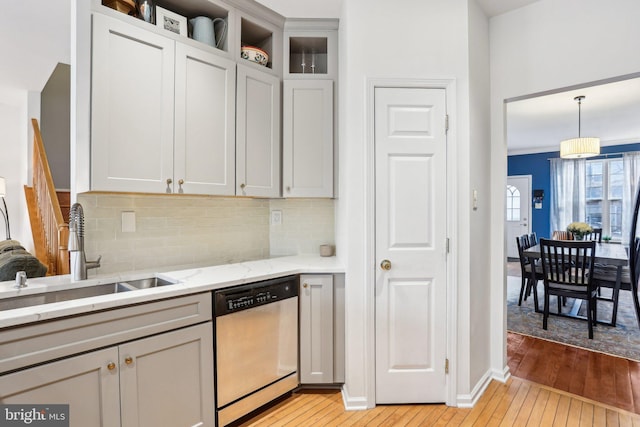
25 119 69 275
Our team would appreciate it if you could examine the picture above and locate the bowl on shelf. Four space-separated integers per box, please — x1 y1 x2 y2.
241 46 269 67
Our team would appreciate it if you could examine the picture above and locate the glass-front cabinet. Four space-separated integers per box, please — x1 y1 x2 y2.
283 19 338 80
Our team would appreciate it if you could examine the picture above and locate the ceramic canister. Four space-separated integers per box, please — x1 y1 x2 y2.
190 16 216 46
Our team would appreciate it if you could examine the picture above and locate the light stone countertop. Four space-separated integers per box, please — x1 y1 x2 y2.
0 255 344 329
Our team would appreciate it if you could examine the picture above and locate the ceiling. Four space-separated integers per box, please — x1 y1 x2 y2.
255 0 542 18
0 0 69 92
0 0 540 91
507 77 640 154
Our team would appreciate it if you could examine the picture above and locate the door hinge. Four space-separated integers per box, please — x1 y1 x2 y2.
445 114 449 133
446 238 450 253
445 358 449 374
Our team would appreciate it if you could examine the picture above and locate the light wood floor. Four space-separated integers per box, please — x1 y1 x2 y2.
236 378 640 427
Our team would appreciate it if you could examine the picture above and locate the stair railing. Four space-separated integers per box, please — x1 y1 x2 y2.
28 118 69 275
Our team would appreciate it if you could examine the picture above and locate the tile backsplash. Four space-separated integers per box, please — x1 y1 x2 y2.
269 198 336 257
77 194 335 275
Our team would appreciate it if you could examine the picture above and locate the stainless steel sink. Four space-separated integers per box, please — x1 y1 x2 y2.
0 282 132 311
0 276 179 311
118 277 177 289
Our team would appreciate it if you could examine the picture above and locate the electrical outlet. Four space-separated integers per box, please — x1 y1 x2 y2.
271 210 282 225
122 211 136 233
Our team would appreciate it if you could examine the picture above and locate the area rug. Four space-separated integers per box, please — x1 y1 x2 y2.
507 275 640 361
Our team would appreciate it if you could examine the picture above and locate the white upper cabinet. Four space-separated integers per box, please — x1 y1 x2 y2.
282 80 334 198
283 20 338 80
236 64 281 198
91 12 237 195
174 44 236 195
91 13 175 193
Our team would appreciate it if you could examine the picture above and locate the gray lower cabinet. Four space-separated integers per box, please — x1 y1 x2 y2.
0 292 214 427
0 347 121 426
299 274 344 384
120 322 214 427
0 322 214 427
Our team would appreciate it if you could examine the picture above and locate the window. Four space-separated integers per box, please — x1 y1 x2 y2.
506 185 520 221
586 158 623 240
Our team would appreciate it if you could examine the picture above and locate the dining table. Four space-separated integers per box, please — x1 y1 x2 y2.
522 242 637 327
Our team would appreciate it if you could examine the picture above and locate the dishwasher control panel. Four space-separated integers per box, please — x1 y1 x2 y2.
214 275 298 316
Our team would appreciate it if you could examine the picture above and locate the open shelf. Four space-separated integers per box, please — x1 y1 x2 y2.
240 17 273 69
289 36 328 75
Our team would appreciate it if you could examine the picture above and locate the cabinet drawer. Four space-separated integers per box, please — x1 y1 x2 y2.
0 293 212 374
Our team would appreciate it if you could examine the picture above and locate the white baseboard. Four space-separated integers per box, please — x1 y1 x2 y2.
491 364 511 383
456 369 492 408
340 384 370 411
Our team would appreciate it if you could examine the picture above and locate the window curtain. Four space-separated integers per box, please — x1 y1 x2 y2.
622 152 640 244
550 158 586 236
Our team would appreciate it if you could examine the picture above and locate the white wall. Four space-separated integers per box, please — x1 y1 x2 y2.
489 0 640 376
41 63 71 190
466 0 493 397
339 0 492 408
0 89 36 252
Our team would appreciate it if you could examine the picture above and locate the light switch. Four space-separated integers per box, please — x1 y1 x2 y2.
122 211 136 233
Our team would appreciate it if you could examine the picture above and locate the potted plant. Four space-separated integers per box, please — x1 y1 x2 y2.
602 235 612 243
566 222 593 240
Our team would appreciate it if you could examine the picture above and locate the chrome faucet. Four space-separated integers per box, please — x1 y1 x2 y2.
68 203 101 281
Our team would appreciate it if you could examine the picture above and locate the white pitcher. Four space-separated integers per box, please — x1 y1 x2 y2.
190 16 227 49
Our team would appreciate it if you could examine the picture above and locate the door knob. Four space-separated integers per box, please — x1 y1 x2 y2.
380 259 392 270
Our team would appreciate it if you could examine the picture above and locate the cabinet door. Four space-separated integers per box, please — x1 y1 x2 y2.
0 347 121 427
236 64 281 198
119 322 214 427
175 44 236 195
283 80 333 197
299 274 334 384
91 13 175 193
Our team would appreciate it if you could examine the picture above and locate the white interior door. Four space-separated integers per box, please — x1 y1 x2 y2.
375 86 447 403
506 175 532 258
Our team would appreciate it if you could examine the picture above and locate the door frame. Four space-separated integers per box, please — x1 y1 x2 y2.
365 77 458 406
506 175 532 259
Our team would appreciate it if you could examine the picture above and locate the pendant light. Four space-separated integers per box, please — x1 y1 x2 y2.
560 95 600 159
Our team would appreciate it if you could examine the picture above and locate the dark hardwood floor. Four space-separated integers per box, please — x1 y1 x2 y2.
508 331 640 414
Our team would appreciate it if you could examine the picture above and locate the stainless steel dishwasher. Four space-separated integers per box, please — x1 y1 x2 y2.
214 275 298 426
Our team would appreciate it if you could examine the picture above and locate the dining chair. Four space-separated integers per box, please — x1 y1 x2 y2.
551 230 574 240
592 237 640 326
539 238 598 339
529 232 538 246
516 234 543 306
583 228 602 242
